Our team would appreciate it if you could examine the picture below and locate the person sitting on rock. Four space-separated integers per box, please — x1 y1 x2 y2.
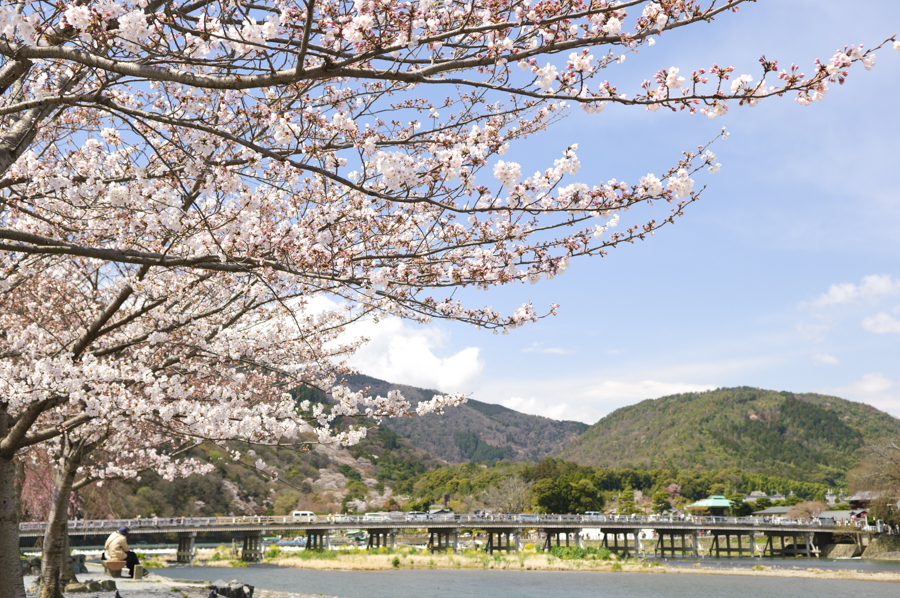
104 526 140 577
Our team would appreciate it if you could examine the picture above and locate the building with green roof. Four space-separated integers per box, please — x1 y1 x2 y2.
686 495 734 517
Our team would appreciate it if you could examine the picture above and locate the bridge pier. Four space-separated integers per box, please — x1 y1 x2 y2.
428 529 456 553
709 531 755 558
240 531 263 562
655 530 698 559
306 529 330 550
600 528 636 557
485 529 516 554
366 528 394 550
761 532 816 558
543 527 579 552
176 532 196 564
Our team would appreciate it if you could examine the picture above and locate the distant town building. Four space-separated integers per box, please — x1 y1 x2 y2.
686 495 733 517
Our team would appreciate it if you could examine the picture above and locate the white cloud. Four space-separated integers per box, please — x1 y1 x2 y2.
795 320 832 341
346 317 484 393
830 373 900 418
813 353 840 366
811 274 900 307
522 342 572 355
501 396 576 422
862 312 900 334
475 377 716 424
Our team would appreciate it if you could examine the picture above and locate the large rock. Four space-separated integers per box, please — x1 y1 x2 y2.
86 581 103 592
207 580 254 598
100 580 117 591
64 582 90 593
70 554 90 574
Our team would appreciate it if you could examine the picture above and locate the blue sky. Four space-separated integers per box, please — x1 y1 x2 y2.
347 1 900 424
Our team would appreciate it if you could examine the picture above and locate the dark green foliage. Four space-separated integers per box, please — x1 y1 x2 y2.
376 455 427 488
374 427 400 450
292 384 328 409
549 546 610 560
651 491 671 514
532 472 605 514
726 493 753 517
402 456 834 510
559 387 900 485
754 497 773 510
454 431 514 464
338 464 362 482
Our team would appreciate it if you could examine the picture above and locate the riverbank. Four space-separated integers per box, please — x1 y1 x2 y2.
179 548 900 583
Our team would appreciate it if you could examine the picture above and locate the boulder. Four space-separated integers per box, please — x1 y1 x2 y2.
64 582 89 593
20 560 32 575
86 581 103 592
70 554 90 574
231 583 254 598
206 580 254 598
100 580 117 591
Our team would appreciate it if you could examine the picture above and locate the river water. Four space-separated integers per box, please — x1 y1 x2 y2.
155 562 900 598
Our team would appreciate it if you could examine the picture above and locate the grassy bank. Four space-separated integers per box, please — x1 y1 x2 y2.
180 546 900 583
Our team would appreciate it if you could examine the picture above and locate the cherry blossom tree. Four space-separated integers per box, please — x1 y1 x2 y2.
32 424 211 598
1 254 444 597
0 1 896 596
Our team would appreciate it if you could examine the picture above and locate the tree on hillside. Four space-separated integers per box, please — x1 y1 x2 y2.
483 474 533 514
651 490 671 514
616 487 640 516
0 1 894 595
726 493 752 517
849 441 900 525
786 501 827 520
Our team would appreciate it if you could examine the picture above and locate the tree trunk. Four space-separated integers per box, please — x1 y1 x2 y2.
60 530 76 586
0 455 27 598
14 457 25 521
38 441 79 598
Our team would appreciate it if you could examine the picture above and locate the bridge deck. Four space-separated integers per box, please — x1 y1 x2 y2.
18 515 867 538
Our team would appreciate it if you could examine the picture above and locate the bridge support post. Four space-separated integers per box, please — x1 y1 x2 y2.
241 531 263 562
307 529 327 550
176 532 196 564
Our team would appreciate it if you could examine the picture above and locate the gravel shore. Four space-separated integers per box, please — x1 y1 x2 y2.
21 563 341 598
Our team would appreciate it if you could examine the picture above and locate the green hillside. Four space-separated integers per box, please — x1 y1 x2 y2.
558 387 900 485
343 374 589 463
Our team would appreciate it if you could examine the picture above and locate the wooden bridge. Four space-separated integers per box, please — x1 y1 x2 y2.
20 514 875 563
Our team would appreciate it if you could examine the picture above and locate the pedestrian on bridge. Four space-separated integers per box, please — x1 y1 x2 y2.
104 527 140 578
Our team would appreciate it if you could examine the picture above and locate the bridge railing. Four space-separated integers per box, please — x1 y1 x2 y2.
19 513 868 534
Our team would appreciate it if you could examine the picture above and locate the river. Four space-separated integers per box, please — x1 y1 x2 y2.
154 562 900 598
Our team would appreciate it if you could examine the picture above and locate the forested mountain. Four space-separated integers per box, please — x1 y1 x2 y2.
308 374 589 463
64 383 899 521
558 387 900 485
